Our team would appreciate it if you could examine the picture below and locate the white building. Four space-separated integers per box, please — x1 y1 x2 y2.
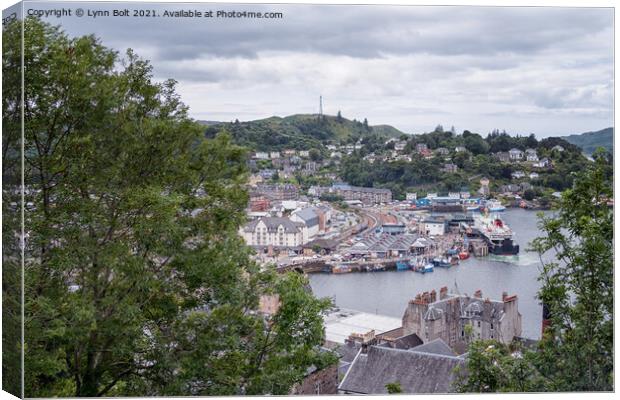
529 172 540 180
511 171 526 179
406 193 418 201
254 152 269 160
525 148 538 162
509 148 524 161
394 141 407 151
269 151 281 159
290 208 320 239
240 217 308 248
299 150 310 158
420 219 446 236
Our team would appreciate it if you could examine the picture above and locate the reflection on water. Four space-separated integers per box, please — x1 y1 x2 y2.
309 209 551 340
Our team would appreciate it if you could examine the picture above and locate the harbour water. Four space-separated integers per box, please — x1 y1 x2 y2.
309 208 552 340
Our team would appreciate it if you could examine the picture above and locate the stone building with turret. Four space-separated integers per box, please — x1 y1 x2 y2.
401 287 522 354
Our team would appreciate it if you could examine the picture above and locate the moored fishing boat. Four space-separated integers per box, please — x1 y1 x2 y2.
396 260 410 271
432 258 451 268
459 251 469 260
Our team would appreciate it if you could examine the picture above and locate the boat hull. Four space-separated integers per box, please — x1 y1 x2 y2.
488 239 520 255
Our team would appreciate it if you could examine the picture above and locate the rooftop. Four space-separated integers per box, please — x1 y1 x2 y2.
324 308 402 345
339 345 465 394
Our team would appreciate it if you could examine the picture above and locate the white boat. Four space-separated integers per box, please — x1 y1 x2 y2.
486 200 506 212
472 213 519 255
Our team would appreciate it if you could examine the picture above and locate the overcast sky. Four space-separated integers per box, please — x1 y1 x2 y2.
8 1 615 136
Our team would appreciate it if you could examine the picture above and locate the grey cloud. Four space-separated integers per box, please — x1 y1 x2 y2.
22 1 614 136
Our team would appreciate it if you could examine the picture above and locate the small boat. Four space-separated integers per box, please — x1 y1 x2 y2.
450 255 460 265
396 260 410 271
432 258 451 268
423 263 434 273
466 205 480 212
332 265 351 274
487 200 506 212
459 251 470 260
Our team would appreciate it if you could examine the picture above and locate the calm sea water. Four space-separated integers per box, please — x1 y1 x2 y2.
309 208 552 340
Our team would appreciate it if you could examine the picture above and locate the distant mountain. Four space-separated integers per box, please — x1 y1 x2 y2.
560 127 613 155
202 114 406 151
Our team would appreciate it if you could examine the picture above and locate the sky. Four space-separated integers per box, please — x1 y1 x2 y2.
3 1 615 137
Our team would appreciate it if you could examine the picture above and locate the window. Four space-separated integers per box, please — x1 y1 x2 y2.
314 382 321 394
490 323 494 330
477 321 481 328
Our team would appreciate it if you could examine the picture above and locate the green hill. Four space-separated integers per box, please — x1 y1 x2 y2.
561 127 613 154
200 114 405 151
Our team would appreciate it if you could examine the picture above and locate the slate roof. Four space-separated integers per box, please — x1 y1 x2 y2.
243 217 305 233
410 338 455 357
378 333 424 350
302 238 338 251
293 207 319 227
349 234 419 254
339 345 465 394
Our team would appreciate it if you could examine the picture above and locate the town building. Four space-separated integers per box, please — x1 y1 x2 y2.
299 150 310 158
415 143 428 152
419 218 446 236
302 238 338 256
379 223 406 235
347 234 419 259
240 216 308 248
525 148 538 161
406 192 417 201
435 147 450 156
529 172 540 180
511 171 526 179
401 287 522 354
269 151 281 159
509 148 524 161
291 363 339 395
291 208 320 239
253 151 270 160
253 183 299 201
338 338 465 394
533 157 551 168
552 145 565 152
454 146 467 153
479 177 490 197
394 141 407 151
443 163 458 173
249 195 271 212
311 184 392 204
258 169 277 179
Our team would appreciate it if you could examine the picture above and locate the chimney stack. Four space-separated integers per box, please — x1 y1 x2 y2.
440 286 448 300
430 289 437 303
474 289 482 298
502 291 508 301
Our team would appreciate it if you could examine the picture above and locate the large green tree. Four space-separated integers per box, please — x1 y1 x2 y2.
456 151 613 392
8 18 333 397
2 15 24 398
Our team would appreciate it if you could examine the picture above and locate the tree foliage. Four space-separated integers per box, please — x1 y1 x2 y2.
11 18 334 397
